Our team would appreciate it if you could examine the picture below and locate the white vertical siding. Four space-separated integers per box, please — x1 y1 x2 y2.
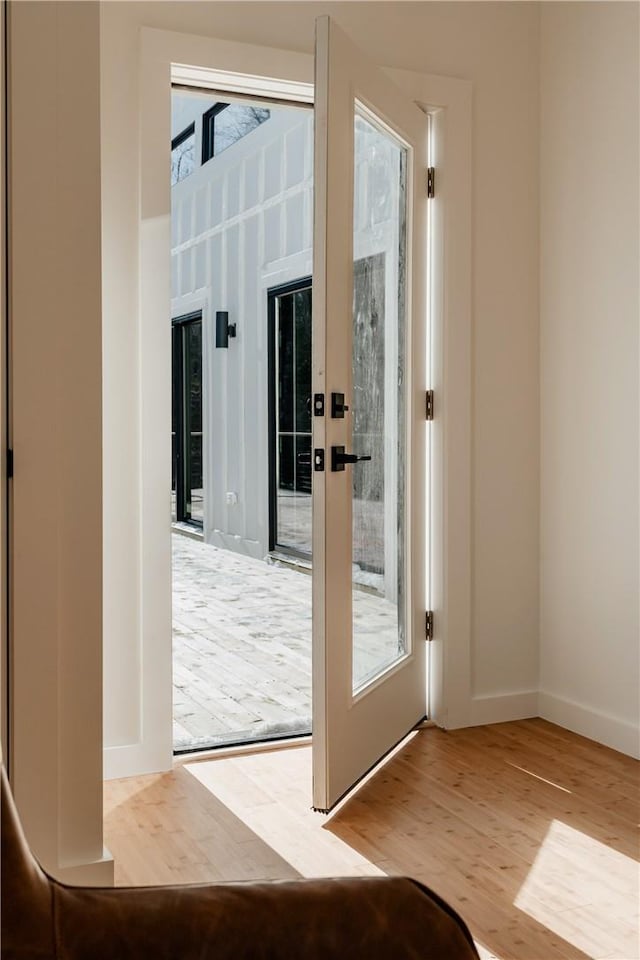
171 109 315 558
171 105 399 564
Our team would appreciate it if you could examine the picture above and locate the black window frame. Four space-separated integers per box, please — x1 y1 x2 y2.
268 277 313 559
202 102 271 165
171 122 196 186
171 121 195 153
201 103 230 164
172 310 204 528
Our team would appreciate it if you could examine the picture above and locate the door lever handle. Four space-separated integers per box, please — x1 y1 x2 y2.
331 446 372 472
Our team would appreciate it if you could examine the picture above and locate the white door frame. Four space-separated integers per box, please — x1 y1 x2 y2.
102 25 472 779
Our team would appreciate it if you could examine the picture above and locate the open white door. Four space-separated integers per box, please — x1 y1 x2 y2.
312 17 429 811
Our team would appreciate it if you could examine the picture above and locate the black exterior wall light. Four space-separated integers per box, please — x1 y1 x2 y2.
215 310 237 348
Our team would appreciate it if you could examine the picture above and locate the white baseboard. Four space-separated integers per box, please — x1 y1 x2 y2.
467 691 539 726
538 691 640 759
103 743 172 781
52 848 115 887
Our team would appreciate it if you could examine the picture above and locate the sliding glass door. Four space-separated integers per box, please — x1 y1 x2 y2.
172 311 203 526
268 280 313 558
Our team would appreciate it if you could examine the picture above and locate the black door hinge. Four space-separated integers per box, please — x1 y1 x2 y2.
7 449 13 479
425 611 434 641
426 390 434 421
427 167 435 199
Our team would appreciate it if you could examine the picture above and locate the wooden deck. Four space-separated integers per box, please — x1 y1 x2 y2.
172 533 400 751
104 719 640 960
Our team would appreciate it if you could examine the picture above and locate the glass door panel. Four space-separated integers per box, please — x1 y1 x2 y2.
351 114 408 692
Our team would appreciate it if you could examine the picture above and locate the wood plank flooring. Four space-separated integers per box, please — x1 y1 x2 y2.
104 719 640 960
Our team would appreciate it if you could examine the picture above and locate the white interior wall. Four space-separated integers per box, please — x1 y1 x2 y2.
9 0 112 882
539 2 640 757
0 0 6 763
102 2 541 772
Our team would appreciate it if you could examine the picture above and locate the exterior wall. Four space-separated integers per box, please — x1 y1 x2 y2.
171 107 314 559
171 104 401 570
539 2 640 757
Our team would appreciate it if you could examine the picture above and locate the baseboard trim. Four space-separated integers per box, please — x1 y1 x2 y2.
53 848 115 887
103 743 172 781
468 691 539 726
538 691 640 759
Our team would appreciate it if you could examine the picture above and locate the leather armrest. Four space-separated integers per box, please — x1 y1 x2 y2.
54 875 479 959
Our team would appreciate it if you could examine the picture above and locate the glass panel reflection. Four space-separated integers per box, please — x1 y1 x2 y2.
352 108 408 691
214 104 271 156
171 128 195 186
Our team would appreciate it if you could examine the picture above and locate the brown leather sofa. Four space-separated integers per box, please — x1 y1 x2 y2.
1 765 479 959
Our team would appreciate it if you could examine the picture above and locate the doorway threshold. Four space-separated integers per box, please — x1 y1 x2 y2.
172 521 204 541
268 551 312 575
174 732 312 766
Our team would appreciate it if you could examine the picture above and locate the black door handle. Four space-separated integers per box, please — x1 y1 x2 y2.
331 446 372 472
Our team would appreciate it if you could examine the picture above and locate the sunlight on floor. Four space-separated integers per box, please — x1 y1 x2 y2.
105 720 639 960
475 946 501 960
186 739 500 960
185 746 385 878
507 762 573 793
514 819 640 959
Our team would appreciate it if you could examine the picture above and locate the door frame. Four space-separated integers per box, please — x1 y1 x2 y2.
101 25 472 780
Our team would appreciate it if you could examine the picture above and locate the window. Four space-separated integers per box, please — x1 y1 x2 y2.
202 102 270 164
171 123 195 186
268 279 312 558
172 312 203 526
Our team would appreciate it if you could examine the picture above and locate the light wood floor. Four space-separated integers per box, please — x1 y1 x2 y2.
104 719 640 960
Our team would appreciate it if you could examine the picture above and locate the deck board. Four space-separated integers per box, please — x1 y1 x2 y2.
172 532 401 750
